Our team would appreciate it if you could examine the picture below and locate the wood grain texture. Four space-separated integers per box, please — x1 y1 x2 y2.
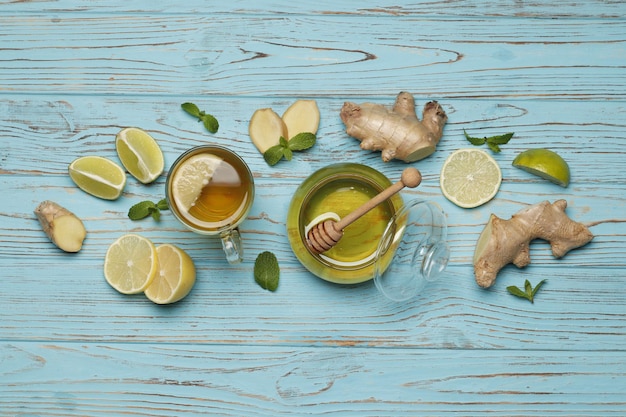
1 2 625 415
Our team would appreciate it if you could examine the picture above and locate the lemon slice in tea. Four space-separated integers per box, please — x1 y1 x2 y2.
68 155 127 200
144 244 196 304
512 148 570 187
170 153 223 212
115 127 165 184
104 234 158 294
440 148 502 208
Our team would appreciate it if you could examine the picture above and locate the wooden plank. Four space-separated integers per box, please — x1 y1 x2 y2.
0 15 624 99
1 342 625 416
0 1 624 18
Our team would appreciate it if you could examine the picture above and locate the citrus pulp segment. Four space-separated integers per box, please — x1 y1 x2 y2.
440 148 502 208
115 127 165 184
512 148 570 187
170 153 223 212
68 156 127 200
144 244 196 304
104 234 158 294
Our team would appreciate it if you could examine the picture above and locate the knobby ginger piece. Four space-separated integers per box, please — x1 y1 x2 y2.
34 200 87 252
340 91 447 162
473 200 593 288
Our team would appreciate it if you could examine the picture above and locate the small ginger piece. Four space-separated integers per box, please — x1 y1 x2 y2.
249 108 288 154
34 200 87 252
282 99 320 139
473 200 593 288
340 91 447 163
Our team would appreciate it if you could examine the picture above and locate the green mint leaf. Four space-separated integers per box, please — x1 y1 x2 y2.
531 279 547 301
181 102 201 118
488 132 514 145
283 147 293 161
279 136 289 148
202 114 219 134
487 141 502 153
156 198 169 211
128 201 157 220
263 144 285 166
524 279 533 297
288 132 316 151
464 130 486 146
254 251 280 291
149 206 161 221
506 285 530 301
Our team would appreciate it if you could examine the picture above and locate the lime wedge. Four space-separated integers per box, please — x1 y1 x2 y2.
115 127 165 184
512 148 570 187
68 156 127 200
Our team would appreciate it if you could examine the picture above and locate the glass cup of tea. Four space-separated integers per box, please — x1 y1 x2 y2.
166 145 255 264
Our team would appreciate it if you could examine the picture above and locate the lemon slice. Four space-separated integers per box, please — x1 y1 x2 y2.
440 148 502 208
68 156 127 200
115 127 165 184
512 148 570 187
170 153 223 212
144 244 196 304
104 234 158 294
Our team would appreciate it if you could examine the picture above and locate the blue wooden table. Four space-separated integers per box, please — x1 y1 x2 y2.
1 1 625 415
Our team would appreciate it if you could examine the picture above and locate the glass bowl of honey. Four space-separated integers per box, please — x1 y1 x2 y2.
286 163 449 300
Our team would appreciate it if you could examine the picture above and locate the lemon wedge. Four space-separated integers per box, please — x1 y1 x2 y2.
115 127 165 184
68 156 127 200
440 148 502 208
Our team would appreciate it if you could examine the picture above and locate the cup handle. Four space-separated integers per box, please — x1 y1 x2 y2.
220 228 243 264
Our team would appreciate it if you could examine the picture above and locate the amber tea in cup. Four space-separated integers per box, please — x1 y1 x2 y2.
166 145 254 264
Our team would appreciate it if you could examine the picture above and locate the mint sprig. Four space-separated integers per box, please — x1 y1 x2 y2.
507 279 546 303
254 251 280 291
263 132 316 166
181 102 219 134
128 199 169 221
464 130 514 153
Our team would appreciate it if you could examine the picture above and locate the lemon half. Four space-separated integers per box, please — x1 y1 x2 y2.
144 244 196 304
440 148 502 208
170 153 223 212
104 234 158 294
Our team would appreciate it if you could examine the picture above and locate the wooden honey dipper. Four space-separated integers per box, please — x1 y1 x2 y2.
306 167 422 254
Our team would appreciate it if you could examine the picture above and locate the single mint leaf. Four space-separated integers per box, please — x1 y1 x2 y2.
128 201 157 220
149 206 161 221
279 136 289 148
181 102 201 118
506 285 530 301
530 279 547 301
487 141 502 153
283 147 293 161
288 132 316 151
156 198 169 211
254 251 280 291
263 144 285 166
202 114 219 134
464 130 486 146
488 132 514 144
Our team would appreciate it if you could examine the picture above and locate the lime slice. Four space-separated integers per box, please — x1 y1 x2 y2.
440 148 502 208
170 153 223 212
144 244 196 304
68 156 127 200
104 234 158 294
115 127 165 184
512 148 570 187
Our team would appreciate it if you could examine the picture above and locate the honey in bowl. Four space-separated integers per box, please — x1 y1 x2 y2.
287 163 403 284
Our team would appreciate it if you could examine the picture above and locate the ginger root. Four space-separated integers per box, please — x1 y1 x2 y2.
340 92 447 163
34 200 87 252
473 200 593 288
